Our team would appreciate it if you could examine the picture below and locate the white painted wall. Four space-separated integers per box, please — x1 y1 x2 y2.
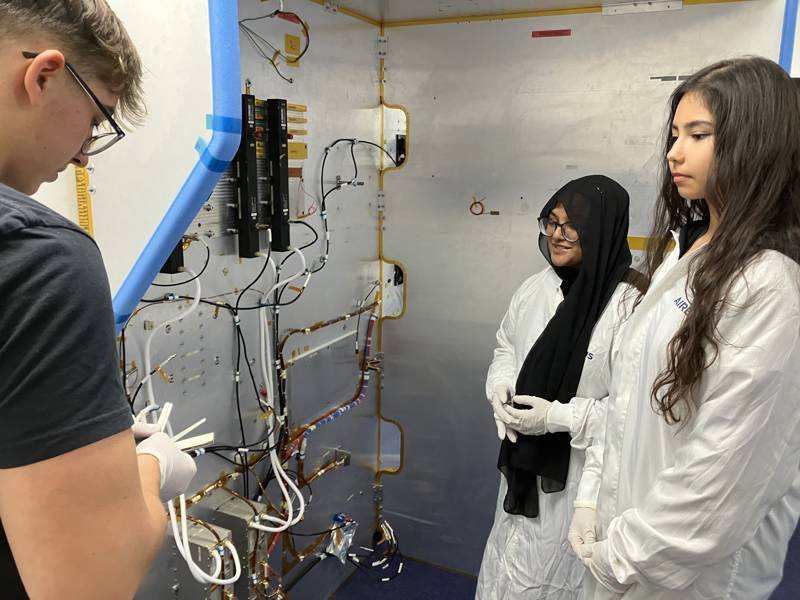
33 168 78 223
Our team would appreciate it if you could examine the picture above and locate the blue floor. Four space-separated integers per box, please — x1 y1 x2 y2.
771 526 800 599
332 557 477 600
333 526 800 600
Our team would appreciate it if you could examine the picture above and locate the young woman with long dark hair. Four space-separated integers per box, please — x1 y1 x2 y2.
573 56 800 600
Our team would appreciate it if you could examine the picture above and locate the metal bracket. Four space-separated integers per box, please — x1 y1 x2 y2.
324 0 339 13
377 36 388 59
602 0 682 15
372 483 384 505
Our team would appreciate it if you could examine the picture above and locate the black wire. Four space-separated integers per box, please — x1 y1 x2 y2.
357 140 399 167
207 450 242 467
312 139 395 276
233 321 249 447
151 242 211 287
350 141 359 182
236 248 272 312
206 415 282 454
236 324 269 414
288 220 319 253
129 381 144 411
287 524 346 537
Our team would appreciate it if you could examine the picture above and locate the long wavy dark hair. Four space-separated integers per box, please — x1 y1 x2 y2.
642 56 800 424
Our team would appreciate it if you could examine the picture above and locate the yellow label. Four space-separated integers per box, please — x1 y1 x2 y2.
287 103 308 113
627 236 676 252
288 116 307 124
288 128 308 136
285 33 301 56
627 236 649 251
288 142 308 160
74 166 94 237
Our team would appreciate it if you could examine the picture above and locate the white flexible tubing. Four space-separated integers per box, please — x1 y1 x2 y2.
250 260 307 533
179 492 240 585
168 497 221 583
263 272 306 528
251 304 298 532
168 494 242 585
263 245 309 298
142 274 202 434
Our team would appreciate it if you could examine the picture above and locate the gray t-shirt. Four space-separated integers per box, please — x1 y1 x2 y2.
0 183 133 598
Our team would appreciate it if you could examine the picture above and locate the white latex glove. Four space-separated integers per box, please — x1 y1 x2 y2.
490 383 517 442
568 505 597 559
504 395 553 436
582 540 630 595
132 421 160 442
136 432 197 502
490 382 514 406
491 395 517 442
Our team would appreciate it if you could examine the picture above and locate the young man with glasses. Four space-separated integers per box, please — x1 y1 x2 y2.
0 2 196 598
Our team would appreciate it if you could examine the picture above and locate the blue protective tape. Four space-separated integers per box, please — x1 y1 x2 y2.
112 0 242 332
199 147 231 173
206 114 242 133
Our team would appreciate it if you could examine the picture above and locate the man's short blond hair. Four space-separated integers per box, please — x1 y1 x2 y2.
0 0 145 126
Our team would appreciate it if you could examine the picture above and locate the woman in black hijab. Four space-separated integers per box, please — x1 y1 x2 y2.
477 175 641 600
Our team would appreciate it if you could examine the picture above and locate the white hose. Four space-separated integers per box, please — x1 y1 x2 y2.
168 494 242 585
251 249 307 533
141 273 202 434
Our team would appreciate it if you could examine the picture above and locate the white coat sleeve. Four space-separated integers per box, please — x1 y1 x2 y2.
545 394 607 507
599 266 800 590
574 397 608 507
485 286 522 400
546 394 608 507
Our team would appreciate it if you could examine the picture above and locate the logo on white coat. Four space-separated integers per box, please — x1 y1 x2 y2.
586 352 594 360
674 297 690 315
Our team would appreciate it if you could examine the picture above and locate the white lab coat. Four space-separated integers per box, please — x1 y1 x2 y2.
477 266 632 600
585 235 800 600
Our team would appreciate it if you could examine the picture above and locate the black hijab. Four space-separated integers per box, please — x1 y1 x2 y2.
497 175 633 517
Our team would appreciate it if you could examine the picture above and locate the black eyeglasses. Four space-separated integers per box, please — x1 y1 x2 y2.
538 217 580 242
22 51 125 156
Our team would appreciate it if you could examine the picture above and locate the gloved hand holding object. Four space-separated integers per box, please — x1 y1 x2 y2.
490 382 517 441
568 505 597 558
132 421 160 441
504 394 553 436
581 540 630 594
135 432 197 502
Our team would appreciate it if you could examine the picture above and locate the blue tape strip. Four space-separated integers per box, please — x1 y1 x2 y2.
199 147 230 173
195 137 208 155
206 114 242 133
